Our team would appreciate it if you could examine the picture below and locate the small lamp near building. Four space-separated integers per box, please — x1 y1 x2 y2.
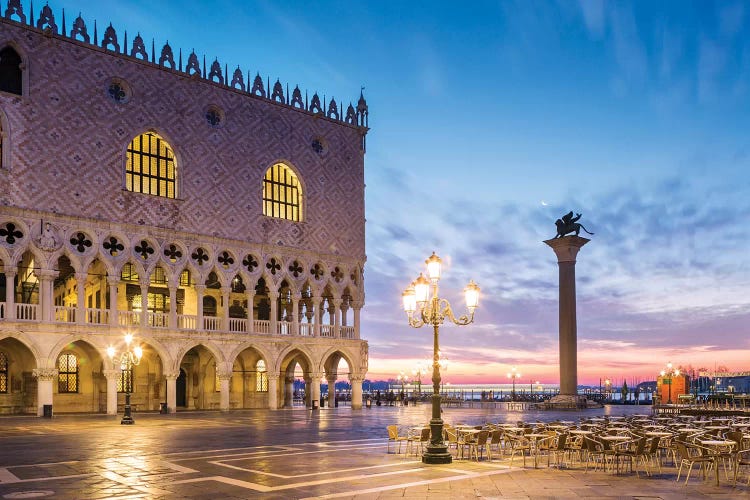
660 362 680 405
107 333 143 425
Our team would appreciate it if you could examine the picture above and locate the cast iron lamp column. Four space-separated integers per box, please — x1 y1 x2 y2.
660 362 680 405
507 366 520 401
107 333 143 425
402 252 480 465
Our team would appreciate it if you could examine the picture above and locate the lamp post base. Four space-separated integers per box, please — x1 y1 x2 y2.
120 415 135 425
121 392 135 425
422 443 452 464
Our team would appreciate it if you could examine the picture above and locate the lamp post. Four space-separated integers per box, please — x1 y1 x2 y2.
397 372 409 401
413 362 428 398
107 333 143 425
604 378 611 401
402 251 479 465
660 362 680 405
507 367 520 401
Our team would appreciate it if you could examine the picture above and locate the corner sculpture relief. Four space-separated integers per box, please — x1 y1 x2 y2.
554 211 594 239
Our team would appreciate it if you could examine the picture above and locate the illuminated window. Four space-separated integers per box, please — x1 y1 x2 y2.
126 132 176 198
116 365 133 393
179 269 191 287
131 293 168 313
0 47 22 96
256 359 268 392
150 266 167 285
57 353 78 393
0 352 7 393
263 163 302 221
121 263 139 282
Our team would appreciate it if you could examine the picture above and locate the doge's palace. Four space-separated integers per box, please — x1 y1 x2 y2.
0 1 369 415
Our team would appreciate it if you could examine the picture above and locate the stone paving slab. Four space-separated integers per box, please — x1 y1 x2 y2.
0 408 747 498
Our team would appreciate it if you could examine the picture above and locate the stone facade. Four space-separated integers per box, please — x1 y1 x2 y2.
0 4 369 415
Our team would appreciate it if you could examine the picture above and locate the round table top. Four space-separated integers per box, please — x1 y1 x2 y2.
645 432 673 437
700 439 735 446
600 435 630 441
569 430 593 435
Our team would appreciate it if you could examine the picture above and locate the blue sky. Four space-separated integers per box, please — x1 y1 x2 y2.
46 0 750 383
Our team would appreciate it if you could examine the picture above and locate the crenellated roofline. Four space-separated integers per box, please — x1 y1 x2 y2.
0 0 369 132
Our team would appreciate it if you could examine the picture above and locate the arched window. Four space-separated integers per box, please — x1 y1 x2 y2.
126 132 176 198
0 352 8 393
263 163 302 221
0 47 22 96
58 353 78 393
256 359 268 392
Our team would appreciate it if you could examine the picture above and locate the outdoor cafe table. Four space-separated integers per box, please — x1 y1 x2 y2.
645 432 672 438
569 429 593 435
547 424 571 430
698 440 736 486
704 426 729 431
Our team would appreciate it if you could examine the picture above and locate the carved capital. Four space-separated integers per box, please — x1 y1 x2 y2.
107 276 120 286
103 369 121 379
164 372 180 381
33 368 58 381
267 373 280 382
349 375 364 384
217 371 232 381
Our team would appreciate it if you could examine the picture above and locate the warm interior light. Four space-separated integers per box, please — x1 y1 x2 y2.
464 280 480 310
124 333 133 345
674 369 680 376
402 285 416 314
660 370 666 377
414 274 430 304
107 346 115 359
134 345 143 360
425 252 442 282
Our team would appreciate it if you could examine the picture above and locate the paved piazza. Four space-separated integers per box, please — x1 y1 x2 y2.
0 406 747 499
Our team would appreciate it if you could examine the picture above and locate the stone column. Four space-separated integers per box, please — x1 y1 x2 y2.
267 374 279 409
326 375 337 408
284 375 294 407
332 299 342 338
310 372 322 408
168 285 177 329
108 276 119 326
544 236 589 400
165 372 178 413
218 369 232 411
245 290 255 333
352 302 362 339
269 291 279 335
76 272 87 324
341 301 349 326
195 284 205 331
303 375 312 407
291 293 301 335
33 368 57 416
4 267 16 320
37 270 56 322
221 286 231 331
350 375 363 410
312 295 322 337
103 369 120 415
139 282 150 329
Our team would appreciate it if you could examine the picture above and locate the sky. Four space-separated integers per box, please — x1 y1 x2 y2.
38 0 750 385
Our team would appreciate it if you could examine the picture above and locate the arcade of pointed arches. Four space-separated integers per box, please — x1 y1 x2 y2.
0 332 364 415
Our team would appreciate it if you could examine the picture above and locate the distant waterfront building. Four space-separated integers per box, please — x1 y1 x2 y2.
0 2 369 415
710 372 750 394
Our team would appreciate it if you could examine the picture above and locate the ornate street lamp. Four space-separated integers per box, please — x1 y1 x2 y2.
107 333 143 425
507 366 521 401
660 362 680 405
402 251 479 465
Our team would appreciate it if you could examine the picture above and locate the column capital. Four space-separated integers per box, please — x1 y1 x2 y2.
33 368 58 381
35 269 58 280
332 298 343 307
107 276 120 286
103 369 121 379
349 375 364 383
284 376 295 384
3 266 17 276
269 291 279 299
217 370 233 381
544 236 590 263
220 286 231 295
75 272 88 281
164 372 180 381
292 293 302 301
194 284 206 293
267 373 280 382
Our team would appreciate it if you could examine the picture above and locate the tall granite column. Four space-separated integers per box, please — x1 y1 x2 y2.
544 236 589 399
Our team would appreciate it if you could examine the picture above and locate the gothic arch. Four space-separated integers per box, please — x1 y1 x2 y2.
47 334 108 369
0 331 41 368
261 160 305 222
172 340 224 373
274 344 314 375
226 342 273 369
319 346 358 376
0 42 26 96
